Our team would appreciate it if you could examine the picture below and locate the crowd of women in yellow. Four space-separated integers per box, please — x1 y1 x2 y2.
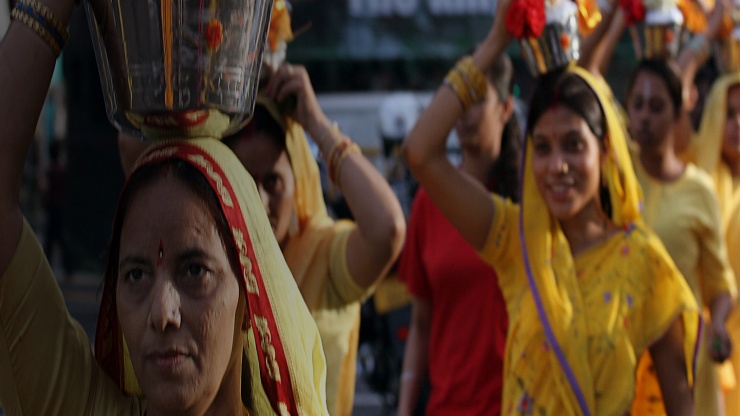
7 0 740 413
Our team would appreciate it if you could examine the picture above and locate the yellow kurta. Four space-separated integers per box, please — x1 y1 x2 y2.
631 161 737 415
0 220 145 415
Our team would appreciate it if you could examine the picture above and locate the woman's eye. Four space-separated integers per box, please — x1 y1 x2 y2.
185 264 208 279
262 173 283 194
565 138 584 152
648 99 665 114
533 142 550 155
123 268 145 283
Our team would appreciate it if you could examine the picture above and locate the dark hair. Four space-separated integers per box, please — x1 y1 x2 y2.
223 104 286 152
627 59 683 118
526 68 612 218
527 68 606 141
105 159 253 409
487 54 522 202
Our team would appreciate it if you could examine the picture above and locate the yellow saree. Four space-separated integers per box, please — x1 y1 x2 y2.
480 67 699 415
94 138 329 415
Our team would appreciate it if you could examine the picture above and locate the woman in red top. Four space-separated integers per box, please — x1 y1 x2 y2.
396 54 521 416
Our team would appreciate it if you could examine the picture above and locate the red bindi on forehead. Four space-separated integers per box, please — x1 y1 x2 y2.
157 239 164 266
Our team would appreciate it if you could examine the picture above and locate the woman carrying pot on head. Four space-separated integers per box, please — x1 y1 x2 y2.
395 53 520 416
0 0 329 414
222 62 406 416
402 0 700 414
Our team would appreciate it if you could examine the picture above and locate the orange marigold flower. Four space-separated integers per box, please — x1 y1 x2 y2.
268 0 294 51
205 18 224 50
560 33 571 49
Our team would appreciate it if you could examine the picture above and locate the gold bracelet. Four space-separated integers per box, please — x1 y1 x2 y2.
455 56 487 102
330 142 361 187
444 68 474 111
11 7 61 57
18 0 69 45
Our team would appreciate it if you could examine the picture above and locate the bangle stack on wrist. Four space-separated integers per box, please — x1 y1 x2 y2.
328 139 361 187
11 0 69 58
443 56 488 112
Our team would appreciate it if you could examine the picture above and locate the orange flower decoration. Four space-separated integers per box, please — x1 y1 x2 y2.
718 13 734 40
560 33 571 49
205 18 224 50
665 29 674 43
677 0 707 33
268 0 294 51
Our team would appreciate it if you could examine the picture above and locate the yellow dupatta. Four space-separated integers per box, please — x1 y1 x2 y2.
518 66 699 415
94 138 329 415
693 72 740 229
254 96 357 301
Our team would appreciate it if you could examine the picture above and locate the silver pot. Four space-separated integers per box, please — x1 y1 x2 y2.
85 0 274 139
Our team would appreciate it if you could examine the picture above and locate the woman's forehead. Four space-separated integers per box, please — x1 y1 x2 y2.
120 177 219 252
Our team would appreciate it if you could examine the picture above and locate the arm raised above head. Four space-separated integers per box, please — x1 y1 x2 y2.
0 0 74 277
401 0 511 251
264 62 407 289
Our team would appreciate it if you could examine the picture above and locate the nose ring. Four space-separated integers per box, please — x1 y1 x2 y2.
560 162 569 174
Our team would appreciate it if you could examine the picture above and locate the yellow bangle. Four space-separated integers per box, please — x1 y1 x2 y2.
455 56 487 102
444 68 474 111
11 7 62 57
330 142 361 187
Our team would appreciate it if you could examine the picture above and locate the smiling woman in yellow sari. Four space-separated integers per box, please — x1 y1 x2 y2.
402 0 700 414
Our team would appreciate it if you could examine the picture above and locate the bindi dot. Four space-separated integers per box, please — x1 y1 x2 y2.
157 240 164 266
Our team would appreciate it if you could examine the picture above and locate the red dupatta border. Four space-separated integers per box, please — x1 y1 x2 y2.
95 142 298 415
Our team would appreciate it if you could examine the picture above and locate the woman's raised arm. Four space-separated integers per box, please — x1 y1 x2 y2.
264 63 406 289
0 0 74 276
401 0 511 251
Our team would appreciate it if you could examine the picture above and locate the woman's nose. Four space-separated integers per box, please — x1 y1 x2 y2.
149 278 182 332
548 153 566 174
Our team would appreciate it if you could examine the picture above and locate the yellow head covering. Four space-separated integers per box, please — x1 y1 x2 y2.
519 66 697 415
693 72 740 224
94 138 329 415
253 96 354 293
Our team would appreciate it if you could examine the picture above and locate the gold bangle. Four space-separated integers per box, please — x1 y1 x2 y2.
455 56 487 102
444 68 474 111
18 0 69 45
330 142 361 187
11 7 61 57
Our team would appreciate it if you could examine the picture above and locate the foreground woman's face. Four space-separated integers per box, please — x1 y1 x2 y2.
117 175 241 413
531 106 603 222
